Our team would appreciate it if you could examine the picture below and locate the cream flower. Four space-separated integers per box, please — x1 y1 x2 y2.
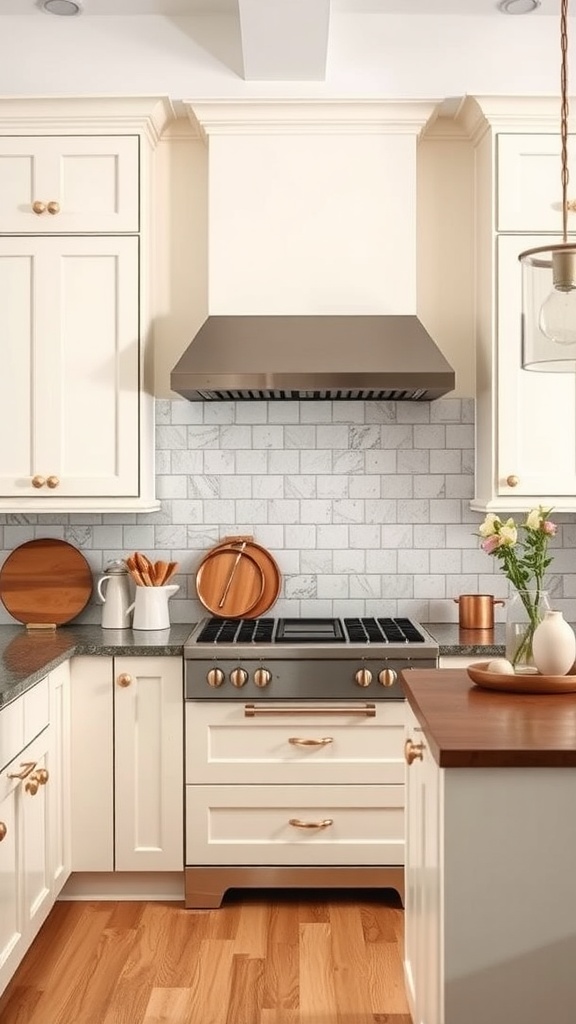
478 513 501 538
499 519 517 546
525 508 542 531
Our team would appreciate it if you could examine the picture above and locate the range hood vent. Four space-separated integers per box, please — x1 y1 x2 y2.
170 315 455 402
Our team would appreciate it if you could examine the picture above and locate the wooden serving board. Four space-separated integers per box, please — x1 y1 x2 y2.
215 537 282 619
0 538 93 627
196 546 265 619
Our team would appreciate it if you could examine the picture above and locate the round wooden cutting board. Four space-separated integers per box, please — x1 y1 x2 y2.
0 538 93 626
196 545 265 619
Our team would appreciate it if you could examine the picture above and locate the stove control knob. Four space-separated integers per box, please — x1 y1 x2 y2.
230 667 248 688
355 668 372 688
207 667 225 688
379 668 397 688
254 668 271 688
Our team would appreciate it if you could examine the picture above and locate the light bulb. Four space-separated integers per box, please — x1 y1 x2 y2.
539 285 576 345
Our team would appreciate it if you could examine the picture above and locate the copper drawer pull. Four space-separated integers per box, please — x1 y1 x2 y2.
289 818 334 829
244 704 376 717
289 736 333 746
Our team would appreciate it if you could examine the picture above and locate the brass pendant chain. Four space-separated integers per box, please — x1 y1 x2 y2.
561 0 570 242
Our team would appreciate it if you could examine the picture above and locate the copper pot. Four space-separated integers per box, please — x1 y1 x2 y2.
454 594 505 630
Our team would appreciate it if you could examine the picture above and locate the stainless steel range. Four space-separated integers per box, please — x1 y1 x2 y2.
184 615 439 700
183 616 438 910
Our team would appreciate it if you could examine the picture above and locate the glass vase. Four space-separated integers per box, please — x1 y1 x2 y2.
505 589 551 672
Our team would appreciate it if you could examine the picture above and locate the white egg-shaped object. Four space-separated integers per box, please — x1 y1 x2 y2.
486 657 516 674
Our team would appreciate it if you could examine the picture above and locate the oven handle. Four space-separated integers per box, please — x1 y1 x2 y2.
244 703 376 717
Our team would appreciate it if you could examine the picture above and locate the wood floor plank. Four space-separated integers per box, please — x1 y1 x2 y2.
225 954 265 1024
141 986 195 1023
299 923 339 1021
263 940 299 1012
261 1011 301 1024
234 900 270 958
187 937 235 1024
367 942 411 1016
329 904 374 1021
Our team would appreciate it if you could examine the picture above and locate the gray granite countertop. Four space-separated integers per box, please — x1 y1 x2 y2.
0 620 504 711
0 623 192 709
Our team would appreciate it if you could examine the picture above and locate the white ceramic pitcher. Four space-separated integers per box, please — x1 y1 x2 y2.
97 561 133 629
128 584 179 630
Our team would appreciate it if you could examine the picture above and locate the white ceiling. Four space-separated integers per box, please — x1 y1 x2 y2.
0 0 562 14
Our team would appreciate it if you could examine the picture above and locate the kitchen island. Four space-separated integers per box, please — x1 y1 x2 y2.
401 667 576 1024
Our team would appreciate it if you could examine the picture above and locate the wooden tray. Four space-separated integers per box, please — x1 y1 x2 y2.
196 546 265 619
467 661 576 694
0 538 93 627
215 537 282 619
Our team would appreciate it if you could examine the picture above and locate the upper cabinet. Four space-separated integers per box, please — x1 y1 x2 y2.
0 136 139 234
0 97 173 513
454 97 576 512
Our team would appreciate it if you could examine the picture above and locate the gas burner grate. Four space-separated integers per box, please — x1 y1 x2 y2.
343 617 427 644
195 617 275 644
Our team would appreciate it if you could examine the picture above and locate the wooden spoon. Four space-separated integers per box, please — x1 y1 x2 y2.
134 552 153 586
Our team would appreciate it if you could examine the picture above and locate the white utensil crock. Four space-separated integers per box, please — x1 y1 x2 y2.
128 584 179 631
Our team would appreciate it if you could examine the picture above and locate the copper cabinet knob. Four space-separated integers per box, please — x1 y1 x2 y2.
404 739 425 765
378 668 397 687
117 673 133 687
230 667 248 688
0 822 7 841
506 475 519 487
355 668 372 688
32 200 46 214
254 668 271 688
207 668 225 688
46 475 60 488
47 201 60 214
32 475 46 488
35 768 49 785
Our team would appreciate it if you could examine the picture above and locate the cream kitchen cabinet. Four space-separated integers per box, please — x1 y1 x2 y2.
454 97 576 512
0 674 60 1001
185 700 405 869
0 235 140 501
0 135 139 233
0 97 173 513
70 656 183 874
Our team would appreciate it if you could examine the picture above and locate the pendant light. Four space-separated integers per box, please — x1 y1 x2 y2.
519 0 576 370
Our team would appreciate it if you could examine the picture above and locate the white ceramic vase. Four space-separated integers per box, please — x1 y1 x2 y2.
532 611 576 676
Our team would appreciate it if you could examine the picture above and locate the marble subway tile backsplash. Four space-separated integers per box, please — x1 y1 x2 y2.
1 396 575 627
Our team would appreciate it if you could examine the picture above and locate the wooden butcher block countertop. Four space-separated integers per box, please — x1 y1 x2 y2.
400 668 576 769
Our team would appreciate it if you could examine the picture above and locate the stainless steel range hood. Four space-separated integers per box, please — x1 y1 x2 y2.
170 314 455 402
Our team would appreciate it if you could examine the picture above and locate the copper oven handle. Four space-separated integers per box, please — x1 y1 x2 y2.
244 704 376 717
288 736 334 746
289 818 334 829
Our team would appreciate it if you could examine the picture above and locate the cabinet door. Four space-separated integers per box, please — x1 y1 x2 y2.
69 657 114 872
0 235 139 499
0 135 139 233
20 730 51 934
497 233 576 500
497 134 576 232
404 707 442 1024
48 661 71 896
114 657 183 872
0 771 20 995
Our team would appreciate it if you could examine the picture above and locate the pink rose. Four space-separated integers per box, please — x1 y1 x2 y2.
543 520 557 536
481 535 501 554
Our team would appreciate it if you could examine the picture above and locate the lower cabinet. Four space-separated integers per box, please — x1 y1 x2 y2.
404 702 576 1024
0 666 67 1001
70 655 183 873
185 700 405 868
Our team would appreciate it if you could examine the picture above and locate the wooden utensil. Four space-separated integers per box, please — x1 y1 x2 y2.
218 541 246 609
134 552 153 586
0 538 93 628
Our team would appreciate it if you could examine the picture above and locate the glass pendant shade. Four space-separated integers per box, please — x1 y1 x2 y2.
520 244 576 370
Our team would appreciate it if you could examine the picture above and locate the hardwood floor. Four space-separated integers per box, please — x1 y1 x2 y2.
0 890 411 1024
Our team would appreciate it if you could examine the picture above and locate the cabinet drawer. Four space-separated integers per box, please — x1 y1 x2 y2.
497 134 576 232
185 700 405 785
0 678 49 771
186 784 404 866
